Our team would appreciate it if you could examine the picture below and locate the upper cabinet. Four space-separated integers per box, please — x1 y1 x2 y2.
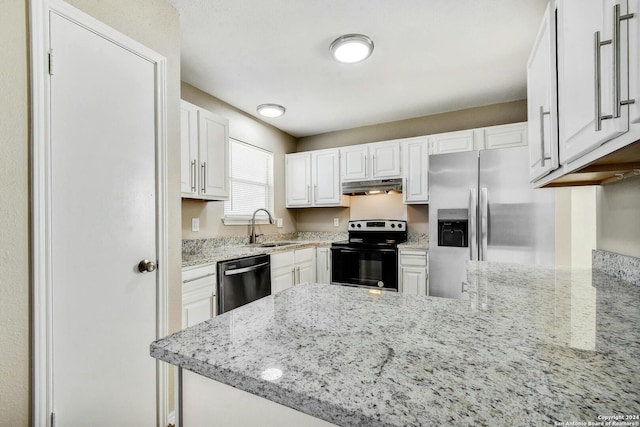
402 137 429 204
340 141 401 181
285 148 349 208
557 0 629 164
527 1 560 182
180 100 229 201
529 0 640 187
429 123 527 155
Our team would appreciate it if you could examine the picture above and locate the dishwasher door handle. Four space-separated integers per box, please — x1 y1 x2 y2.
224 261 270 276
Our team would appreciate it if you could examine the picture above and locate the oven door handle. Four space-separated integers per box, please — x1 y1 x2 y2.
332 248 397 254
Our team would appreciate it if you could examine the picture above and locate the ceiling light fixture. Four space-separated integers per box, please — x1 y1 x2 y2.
330 34 374 64
257 104 286 118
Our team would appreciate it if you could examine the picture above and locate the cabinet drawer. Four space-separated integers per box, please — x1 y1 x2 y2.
183 263 216 282
271 251 295 269
399 251 427 267
294 247 315 263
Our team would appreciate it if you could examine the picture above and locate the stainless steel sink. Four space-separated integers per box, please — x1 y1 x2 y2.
245 241 298 248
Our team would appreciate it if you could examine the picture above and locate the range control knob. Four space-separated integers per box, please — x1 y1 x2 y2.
350 223 355 228
357 223 362 228
390 223 395 228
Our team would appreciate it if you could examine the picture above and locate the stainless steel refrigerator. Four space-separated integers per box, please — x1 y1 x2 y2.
428 146 555 299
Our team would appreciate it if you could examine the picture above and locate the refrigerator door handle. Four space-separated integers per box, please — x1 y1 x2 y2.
480 187 488 261
469 187 478 261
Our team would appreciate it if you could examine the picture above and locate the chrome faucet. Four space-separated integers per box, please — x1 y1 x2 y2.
249 208 275 244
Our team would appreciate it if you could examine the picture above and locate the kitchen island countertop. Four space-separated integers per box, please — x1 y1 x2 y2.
151 262 640 426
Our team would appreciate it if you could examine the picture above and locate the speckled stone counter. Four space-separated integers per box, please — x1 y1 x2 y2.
151 263 640 426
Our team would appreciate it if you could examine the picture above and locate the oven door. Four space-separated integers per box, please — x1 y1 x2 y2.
331 247 398 291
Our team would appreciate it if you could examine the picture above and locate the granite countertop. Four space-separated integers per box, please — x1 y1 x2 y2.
151 262 640 426
182 240 322 268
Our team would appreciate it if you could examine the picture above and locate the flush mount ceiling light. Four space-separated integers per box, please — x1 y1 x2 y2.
330 34 374 64
256 104 286 118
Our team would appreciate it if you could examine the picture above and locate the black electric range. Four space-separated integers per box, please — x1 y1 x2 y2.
331 220 407 291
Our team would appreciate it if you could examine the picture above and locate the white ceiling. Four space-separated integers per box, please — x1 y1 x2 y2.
168 0 548 138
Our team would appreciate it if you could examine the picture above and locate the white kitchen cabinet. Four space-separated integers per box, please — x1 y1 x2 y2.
180 100 229 201
557 0 630 164
428 129 476 155
285 152 312 207
286 149 348 208
316 247 331 284
182 263 217 328
479 122 528 150
399 249 428 296
270 248 316 293
340 141 401 181
528 1 560 182
402 137 429 204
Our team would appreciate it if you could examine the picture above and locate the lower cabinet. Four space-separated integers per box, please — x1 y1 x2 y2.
316 247 331 284
182 263 217 328
271 248 316 294
398 249 428 296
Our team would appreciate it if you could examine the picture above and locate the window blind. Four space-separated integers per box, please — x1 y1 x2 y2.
223 139 274 219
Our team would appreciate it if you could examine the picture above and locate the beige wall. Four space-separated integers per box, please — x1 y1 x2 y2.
597 175 640 258
296 100 527 151
0 0 181 424
295 100 526 234
181 82 298 240
0 1 29 424
555 187 598 267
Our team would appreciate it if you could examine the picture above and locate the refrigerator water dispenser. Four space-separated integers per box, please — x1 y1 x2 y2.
437 209 469 248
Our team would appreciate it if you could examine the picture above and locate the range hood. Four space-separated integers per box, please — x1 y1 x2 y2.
341 178 403 195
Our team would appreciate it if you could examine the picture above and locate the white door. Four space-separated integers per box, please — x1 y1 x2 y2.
50 12 157 426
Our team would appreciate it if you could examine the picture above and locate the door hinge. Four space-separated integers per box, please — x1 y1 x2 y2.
48 49 55 75
51 412 56 427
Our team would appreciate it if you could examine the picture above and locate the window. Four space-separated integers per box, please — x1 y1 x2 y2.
223 138 274 223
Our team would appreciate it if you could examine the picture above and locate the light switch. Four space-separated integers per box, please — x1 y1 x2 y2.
191 218 200 232
333 218 340 227
276 218 283 228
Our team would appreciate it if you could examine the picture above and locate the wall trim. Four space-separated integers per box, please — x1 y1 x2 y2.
29 0 169 425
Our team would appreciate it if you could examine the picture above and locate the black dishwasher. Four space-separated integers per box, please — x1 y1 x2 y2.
216 254 271 314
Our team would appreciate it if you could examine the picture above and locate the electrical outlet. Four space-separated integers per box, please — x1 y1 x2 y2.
276 218 283 228
333 218 340 227
191 218 200 232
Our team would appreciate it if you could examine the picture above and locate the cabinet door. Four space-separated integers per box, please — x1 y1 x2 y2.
286 153 312 207
558 0 628 164
402 138 429 204
312 149 341 205
180 101 199 196
628 0 640 125
340 145 369 181
271 268 294 294
198 109 229 199
428 130 476 155
182 294 214 328
481 123 528 150
401 267 426 296
528 2 560 182
316 248 331 284
370 141 401 178
294 248 316 285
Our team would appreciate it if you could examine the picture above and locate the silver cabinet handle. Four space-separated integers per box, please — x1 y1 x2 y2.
364 154 368 177
314 184 318 203
201 162 207 193
613 4 636 118
325 251 329 271
479 188 488 261
307 185 311 204
296 266 300 284
469 188 478 261
403 177 408 201
291 269 295 285
539 106 551 167
190 160 196 192
594 31 613 131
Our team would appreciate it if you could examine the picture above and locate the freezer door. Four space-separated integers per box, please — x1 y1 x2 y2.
428 150 479 299
479 146 555 264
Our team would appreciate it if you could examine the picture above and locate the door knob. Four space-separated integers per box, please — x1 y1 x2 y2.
138 259 157 273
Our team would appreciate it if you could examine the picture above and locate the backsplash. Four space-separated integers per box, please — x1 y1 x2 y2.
593 249 640 286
